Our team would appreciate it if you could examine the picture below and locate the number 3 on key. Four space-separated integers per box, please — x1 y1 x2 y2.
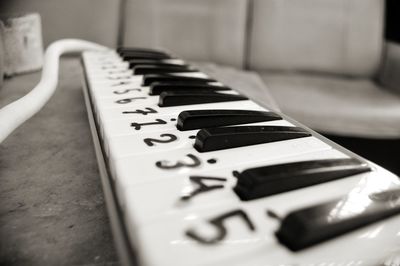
155 154 201 170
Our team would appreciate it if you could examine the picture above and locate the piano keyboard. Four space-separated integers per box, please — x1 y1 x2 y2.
81 48 400 266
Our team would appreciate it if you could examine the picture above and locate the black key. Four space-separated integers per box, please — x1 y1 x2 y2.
159 92 248 107
275 186 400 251
117 48 169 58
150 83 231 95
122 53 172 61
133 65 196 75
177 110 282 131
142 75 216 86
148 80 218 88
128 60 186 68
117 47 167 55
194 126 310 152
121 51 170 57
233 158 370 200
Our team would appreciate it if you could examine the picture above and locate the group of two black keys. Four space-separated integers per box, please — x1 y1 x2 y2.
118 48 400 252
117 47 247 107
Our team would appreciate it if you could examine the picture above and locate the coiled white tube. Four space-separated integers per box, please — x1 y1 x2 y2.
0 39 109 144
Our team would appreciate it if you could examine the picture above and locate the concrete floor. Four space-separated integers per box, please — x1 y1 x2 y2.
0 57 119 266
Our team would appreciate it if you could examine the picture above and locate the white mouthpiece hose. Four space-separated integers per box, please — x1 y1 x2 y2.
0 39 109 144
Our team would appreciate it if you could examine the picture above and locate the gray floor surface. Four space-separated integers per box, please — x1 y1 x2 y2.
0 57 119 266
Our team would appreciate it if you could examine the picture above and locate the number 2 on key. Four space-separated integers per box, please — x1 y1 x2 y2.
144 134 177 147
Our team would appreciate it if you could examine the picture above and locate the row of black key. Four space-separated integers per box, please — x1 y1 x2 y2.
118 47 250 107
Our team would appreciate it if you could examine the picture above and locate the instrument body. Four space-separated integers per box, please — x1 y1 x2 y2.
81 50 400 266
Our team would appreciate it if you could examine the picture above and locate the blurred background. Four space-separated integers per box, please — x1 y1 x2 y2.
1 0 399 62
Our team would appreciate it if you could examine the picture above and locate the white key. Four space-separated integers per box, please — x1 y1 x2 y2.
84 61 127 73
97 95 158 114
98 100 266 122
130 168 400 266
86 62 129 72
112 136 331 186
91 81 226 99
130 201 279 266
88 72 212 100
97 101 266 140
90 84 151 115
84 50 119 58
89 76 143 88
150 58 186 65
164 72 210 79
121 149 351 225
96 100 260 135
91 85 150 100
95 90 242 111
88 67 131 75
99 108 293 151
92 84 148 99
101 114 176 154
85 51 120 59
90 69 134 80
107 120 294 159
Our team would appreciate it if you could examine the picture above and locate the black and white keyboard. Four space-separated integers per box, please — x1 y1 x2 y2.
81 48 400 266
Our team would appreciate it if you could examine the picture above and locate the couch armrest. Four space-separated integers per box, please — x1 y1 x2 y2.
379 42 400 94
192 62 281 112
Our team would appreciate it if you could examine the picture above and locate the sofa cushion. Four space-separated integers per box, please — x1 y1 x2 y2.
259 71 400 138
379 42 400 94
249 0 384 78
193 62 280 111
123 0 248 68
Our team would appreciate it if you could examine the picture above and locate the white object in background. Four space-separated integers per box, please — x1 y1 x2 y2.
0 39 108 144
0 20 4 87
0 13 43 76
